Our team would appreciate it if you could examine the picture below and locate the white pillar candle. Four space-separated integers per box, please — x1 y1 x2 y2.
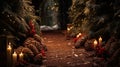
93 40 98 49
7 43 12 67
12 51 17 67
19 52 23 61
99 37 102 45
7 44 12 54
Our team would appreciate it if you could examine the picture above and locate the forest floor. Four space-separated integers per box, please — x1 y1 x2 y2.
39 30 98 67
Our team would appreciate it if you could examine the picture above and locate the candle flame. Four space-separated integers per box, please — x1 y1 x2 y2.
94 40 98 48
19 52 24 60
67 26 73 31
76 33 82 38
13 52 17 56
67 28 70 31
99 37 102 44
9 42 11 45
19 52 23 56
7 45 12 50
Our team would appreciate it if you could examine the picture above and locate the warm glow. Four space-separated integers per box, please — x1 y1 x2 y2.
7 42 12 65
76 33 82 38
19 52 23 57
12 51 17 66
67 28 70 31
93 40 98 48
9 42 11 45
7 44 12 50
99 37 102 44
13 52 17 57
67 26 73 31
19 52 24 60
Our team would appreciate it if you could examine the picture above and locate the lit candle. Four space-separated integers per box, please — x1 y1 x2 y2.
7 43 12 51
7 43 12 67
67 27 70 31
12 51 17 67
76 33 82 38
67 24 73 31
19 52 24 61
99 37 102 45
93 40 98 49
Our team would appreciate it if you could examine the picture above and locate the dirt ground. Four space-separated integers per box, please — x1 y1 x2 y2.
40 30 96 67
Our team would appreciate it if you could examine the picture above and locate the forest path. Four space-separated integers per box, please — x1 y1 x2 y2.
41 30 93 67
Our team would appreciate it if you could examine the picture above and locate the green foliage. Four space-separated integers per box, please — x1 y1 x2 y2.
0 0 41 46
69 0 120 39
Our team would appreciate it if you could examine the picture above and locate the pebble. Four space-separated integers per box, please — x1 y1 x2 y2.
79 53 83 56
68 42 71 45
67 62 71 64
74 54 79 57
84 61 90 64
